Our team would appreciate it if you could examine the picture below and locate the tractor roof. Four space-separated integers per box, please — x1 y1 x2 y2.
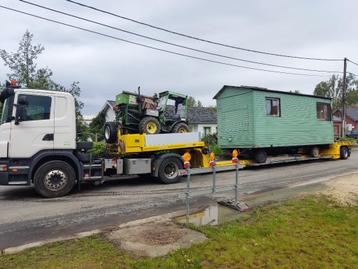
159 91 187 99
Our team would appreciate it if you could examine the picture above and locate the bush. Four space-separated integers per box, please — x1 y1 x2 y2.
90 141 107 157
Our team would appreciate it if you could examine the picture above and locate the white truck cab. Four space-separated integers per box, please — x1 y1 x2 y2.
0 81 93 197
0 87 76 158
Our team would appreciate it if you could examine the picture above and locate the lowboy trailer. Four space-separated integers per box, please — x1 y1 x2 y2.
0 82 352 197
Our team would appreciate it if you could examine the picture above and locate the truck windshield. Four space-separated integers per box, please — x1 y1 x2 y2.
1 95 14 124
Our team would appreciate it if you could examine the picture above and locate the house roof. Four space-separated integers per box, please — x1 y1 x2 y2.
334 107 358 121
346 107 358 121
188 107 217 124
213 85 332 100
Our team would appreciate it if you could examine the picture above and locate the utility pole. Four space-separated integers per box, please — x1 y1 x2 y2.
342 58 347 137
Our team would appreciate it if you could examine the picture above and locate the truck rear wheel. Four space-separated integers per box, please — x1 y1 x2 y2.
34 160 76 198
139 116 161 134
340 146 349 160
158 157 182 184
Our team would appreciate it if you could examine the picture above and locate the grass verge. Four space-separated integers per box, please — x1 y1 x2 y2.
1 195 357 269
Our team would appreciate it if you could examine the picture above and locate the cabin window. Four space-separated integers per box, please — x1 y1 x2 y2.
316 102 331 121
266 97 280 117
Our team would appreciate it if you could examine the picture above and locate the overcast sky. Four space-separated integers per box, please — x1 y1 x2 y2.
0 0 357 115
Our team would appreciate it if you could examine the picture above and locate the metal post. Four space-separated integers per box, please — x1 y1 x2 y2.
342 57 347 138
234 162 239 204
212 166 216 194
185 165 191 224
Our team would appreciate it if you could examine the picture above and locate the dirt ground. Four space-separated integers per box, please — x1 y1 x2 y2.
322 173 358 205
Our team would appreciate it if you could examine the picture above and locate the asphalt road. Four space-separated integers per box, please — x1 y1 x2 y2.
0 150 357 250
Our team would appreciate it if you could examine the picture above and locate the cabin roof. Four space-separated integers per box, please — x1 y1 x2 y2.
213 85 332 100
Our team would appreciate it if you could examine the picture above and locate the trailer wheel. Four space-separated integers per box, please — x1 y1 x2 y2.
254 149 267 163
340 146 349 160
158 157 182 184
139 116 161 134
172 122 190 133
104 122 119 143
34 161 76 198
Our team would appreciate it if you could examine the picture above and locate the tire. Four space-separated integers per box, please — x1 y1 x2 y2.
34 160 76 198
340 146 349 160
172 122 190 133
157 157 183 184
254 149 267 163
138 116 161 134
311 146 320 158
104 122 119 143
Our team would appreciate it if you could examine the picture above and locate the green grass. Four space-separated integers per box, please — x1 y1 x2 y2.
1 196 357 269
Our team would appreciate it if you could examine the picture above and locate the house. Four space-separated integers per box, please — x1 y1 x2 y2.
102 100 117 122
187 107 217 136
214 85 334 149
333 107 358 136
101 100 217 136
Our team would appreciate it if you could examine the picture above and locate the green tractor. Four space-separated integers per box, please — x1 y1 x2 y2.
104 89 190 143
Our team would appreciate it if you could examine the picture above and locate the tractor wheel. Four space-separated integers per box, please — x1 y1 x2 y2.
139 117 161 134
172 122 190 133
104 122 119 144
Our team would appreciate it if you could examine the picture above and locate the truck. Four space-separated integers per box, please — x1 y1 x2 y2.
0 81 352 198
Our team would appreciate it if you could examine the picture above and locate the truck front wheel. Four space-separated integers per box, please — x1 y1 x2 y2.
34 160 76 198
158 157 182 184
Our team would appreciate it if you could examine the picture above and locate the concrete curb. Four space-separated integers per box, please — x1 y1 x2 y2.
1 229 101 255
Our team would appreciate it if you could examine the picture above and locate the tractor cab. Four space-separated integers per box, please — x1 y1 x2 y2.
158 91 188 123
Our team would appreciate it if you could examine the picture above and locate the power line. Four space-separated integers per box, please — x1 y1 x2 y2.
0 5 329 77
347 58 358 66
19 0 342 74
67 0 343 62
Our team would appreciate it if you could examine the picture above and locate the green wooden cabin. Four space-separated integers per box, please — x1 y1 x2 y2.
214 85 334 149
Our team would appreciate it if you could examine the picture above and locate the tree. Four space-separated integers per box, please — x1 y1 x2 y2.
0 30 44 88
89 109 106 141
1 31 87 139
187 96 204 108
314 74 358 109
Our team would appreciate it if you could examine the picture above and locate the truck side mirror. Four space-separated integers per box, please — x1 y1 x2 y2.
14 96 28 125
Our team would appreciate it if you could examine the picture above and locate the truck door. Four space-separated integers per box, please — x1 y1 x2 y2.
9 93 54 158
0 94 14 158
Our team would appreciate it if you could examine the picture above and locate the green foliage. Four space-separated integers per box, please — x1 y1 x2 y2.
202 133 223 156
90 141 107 157
314 74 358 109
187 96 203 108
1 196 357 269
0 30 44 87
0 31 87 139
89 109 106 141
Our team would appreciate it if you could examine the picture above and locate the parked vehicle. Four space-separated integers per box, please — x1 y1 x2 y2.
104 89 190 143
347 130 358 138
